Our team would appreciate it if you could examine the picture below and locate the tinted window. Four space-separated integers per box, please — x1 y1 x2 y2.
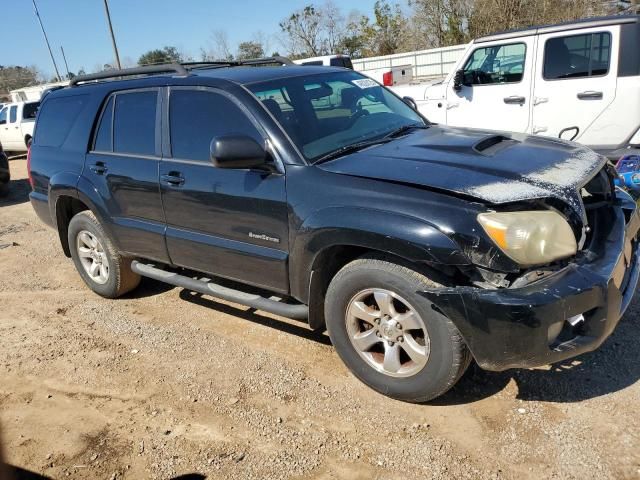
23 102 40 120
9 106 17 123
330 57 353 69
0 108 6 125
463 43 526 85
94 96 114 152
113 91 157 156
302 60 323 66
35 95 88 147
169 90 261 162
249 70 424 161
544 32 611 80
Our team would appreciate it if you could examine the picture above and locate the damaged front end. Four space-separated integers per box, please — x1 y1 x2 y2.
423 165 640 371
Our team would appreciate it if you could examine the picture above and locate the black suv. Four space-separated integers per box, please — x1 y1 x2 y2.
29 59 640 402
0 141 9 197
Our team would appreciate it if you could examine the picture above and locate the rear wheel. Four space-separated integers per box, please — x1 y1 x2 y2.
68 211 140 298
325 256 470 402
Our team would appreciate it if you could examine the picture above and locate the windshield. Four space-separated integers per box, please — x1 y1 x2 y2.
247 71 425 162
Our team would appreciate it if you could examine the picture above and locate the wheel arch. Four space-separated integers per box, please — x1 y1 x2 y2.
290 207 471 330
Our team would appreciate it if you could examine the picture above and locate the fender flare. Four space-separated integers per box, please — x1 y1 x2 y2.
289 206 470 302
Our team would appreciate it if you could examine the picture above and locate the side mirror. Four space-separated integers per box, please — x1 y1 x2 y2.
210 135 268 170
402 96 418 110
453 70 464 92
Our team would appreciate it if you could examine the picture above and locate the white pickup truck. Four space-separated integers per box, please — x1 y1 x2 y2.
0 101 40 153
392 15 640 159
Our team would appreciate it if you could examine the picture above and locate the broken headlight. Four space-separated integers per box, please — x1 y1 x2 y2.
477 211 577 267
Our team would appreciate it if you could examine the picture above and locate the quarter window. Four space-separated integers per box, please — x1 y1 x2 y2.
93 96 114 152
462 43 526 85
169 90 261 162
113 91 157 156
0 108 6 125
543 32 611 80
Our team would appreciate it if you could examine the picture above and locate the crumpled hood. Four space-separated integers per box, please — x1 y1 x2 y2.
318 125 606 221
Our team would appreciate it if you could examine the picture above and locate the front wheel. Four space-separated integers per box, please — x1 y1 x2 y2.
68 211 140 298
325 257 470 403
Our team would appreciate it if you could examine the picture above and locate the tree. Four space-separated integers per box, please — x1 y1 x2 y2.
237 41 265 60
0 66 42 93
279 5 324 57
138 46 183 66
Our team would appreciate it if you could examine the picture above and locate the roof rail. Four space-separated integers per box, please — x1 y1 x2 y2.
182 56 294 70
69 64 189 87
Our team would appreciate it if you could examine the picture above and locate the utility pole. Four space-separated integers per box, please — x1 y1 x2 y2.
32 0 61 81
103 0 122 69
60 46 71 79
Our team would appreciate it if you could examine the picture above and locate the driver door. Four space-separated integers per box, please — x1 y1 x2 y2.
446 36 536 133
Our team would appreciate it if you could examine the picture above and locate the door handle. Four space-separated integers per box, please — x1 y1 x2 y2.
503 96 526 105
14 126 18 129
533 97 548 106
89 161 107 175
577 91 603 100
161 172 185 186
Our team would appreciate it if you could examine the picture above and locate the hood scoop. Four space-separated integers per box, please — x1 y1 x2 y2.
473 135 519 156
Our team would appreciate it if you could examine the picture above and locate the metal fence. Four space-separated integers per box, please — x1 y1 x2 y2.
352 44 467 79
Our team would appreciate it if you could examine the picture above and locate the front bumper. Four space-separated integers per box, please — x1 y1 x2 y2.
422 198 640 371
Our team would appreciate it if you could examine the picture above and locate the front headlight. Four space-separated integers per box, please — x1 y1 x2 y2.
477 211 577 266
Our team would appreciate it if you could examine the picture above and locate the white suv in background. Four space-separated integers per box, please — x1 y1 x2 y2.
0 101 40 153
392 15 640 159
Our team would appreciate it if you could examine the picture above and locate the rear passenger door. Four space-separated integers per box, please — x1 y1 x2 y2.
85 88 169 263
160 87 290 293
532 28 617 144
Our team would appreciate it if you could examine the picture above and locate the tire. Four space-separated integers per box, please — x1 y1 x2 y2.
325 256 471 403
68 211 140 298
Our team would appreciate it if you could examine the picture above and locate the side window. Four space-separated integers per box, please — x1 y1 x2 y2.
35 95 89 147
113 91 157 156
23 102 40 120
93 96 114 152
9 106 17 123
169 89 261 162
543 32 611 80
463 43 526 85
0 108 6 125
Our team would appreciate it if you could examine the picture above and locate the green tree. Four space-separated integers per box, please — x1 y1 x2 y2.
236 41 265 60
138 46 183 66
279 5 324 56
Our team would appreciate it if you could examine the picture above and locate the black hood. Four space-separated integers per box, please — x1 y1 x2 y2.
318 126 606 221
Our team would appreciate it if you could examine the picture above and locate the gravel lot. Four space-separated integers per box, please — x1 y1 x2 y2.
0 158 639 479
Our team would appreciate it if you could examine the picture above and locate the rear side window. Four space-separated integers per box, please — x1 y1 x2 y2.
93 96 114 152
169 89 261 162
9 106 17 123
35 95 89 147
113 91 157 156
23 102 40 120
330 57 353 69
543 32 611 80
0 108 6 125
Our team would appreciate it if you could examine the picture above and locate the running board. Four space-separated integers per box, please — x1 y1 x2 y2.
131 261 309 320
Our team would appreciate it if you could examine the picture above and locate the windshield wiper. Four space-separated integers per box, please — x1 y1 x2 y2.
311 138 392 165
384 123 428 139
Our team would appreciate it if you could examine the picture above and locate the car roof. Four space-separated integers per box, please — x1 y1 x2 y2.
476 14 640 43
190 65 347 84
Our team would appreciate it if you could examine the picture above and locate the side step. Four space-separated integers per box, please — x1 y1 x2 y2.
131 261 309 320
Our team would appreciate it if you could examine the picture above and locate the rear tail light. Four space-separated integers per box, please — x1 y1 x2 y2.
382 71 393 86
27 145 34 189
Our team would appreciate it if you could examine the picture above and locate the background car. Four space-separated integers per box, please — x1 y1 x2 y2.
0 140 9 197
615 154 640 198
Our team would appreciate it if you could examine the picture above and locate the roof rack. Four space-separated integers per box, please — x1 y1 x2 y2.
182 56 294 70
69 64 189 87
68 56 294 87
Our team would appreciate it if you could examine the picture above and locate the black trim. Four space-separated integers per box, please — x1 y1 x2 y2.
618 22 640 77
70 64 189 86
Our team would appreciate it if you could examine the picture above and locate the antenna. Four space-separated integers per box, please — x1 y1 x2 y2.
32 0 61 81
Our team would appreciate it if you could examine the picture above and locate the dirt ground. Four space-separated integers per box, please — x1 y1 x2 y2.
0 157 639 480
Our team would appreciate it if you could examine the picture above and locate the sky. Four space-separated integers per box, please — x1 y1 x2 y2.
3 0 376 79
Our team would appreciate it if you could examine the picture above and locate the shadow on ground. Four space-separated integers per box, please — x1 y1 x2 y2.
0 179 30 208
